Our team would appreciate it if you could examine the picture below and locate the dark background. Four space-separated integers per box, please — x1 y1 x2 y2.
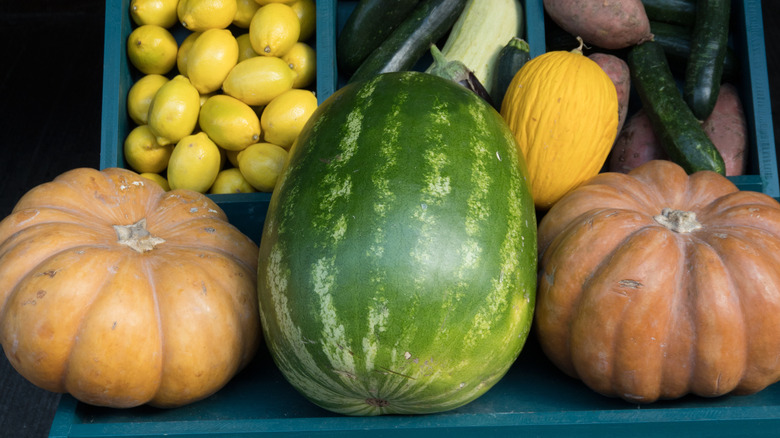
0 1 778 436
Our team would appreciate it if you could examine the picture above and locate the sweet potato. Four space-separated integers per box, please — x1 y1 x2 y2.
589 52 631 142
543 0 653 49
702 83 748 176
609 84 748 175
608 108 666 173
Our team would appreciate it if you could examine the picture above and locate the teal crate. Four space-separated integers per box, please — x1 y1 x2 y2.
54 0 780 436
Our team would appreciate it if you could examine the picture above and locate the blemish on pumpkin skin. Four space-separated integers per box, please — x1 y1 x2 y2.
618 279 643 289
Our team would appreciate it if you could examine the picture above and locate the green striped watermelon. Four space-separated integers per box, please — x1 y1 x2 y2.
257 71 537 416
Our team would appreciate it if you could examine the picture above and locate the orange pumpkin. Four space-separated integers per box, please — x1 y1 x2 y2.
0 167 260 408
536 160 780 403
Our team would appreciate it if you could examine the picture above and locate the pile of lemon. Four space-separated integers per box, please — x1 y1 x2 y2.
123 0 317 194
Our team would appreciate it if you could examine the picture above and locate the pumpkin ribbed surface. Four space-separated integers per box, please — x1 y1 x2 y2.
0 168 260 408
500 47 618 209
536 160 780 403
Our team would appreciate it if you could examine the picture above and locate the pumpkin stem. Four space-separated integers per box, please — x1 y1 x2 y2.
114 218 165 253
653 208 702 233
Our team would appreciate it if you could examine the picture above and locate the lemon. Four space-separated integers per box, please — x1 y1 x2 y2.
139 172 171 191
186 28 239 94
124 125 175 173
126 24 178 75
236 33 258 62
199 94 262 151
167 132 222 192
147 75 201 146
224 148 241 168
260 88 317 149
210 168 257 194
176 31 201 76
233 0 261 28
222 56 297 106
289 0 315 41
281 41 315 89
127 74 169 125
130 0 178 28
253 0 296 5
237 142 288 191
177 0 238 31
249 3 300 57
199 92 215 107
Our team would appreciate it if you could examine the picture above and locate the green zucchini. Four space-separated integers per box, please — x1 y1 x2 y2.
492 37 530 110
336 0 422 77
642 0 695 26
628 41 726 175
684 0 731 120
347 0 468 84
650 20 737 80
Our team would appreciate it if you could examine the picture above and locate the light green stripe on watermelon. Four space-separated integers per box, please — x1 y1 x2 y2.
257 71 537 416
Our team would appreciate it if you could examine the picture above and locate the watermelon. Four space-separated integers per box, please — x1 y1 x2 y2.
257 71 537 416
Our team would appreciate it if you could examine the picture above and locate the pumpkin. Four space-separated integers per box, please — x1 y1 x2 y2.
500 41 619 209
536 160 780 403
0 167 261 408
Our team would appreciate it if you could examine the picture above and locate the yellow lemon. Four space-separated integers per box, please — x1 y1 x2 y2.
224 148 241 168
176 31 201 76
289 0 315 41
167 132 222 192
253 0 296 5
199 92 215 108
222 55 297 106
127 74 169 125
199 94 262 151
177 0 238 31
147 75 201 145
124 124 175 173
126 24 178 75
210 168 257 194
237 142 288 191
186 28 239 94
130 0 178 28
249 3 300 57
139 172 171 190
281 41 315 89
233 0 261 28
260 88 317 149
236 33 258 62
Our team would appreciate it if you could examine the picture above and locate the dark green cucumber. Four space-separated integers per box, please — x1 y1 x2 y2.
347 0 468 84
650 20 738 80
628 41 726 175
337 0 422 77
684 0 731 120
642 0 695 26
493 37 530 111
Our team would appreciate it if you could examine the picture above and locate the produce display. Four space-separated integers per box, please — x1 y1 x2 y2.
123 0 318 194
3 0 778 430
0 168 261 408
256 71 538 415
